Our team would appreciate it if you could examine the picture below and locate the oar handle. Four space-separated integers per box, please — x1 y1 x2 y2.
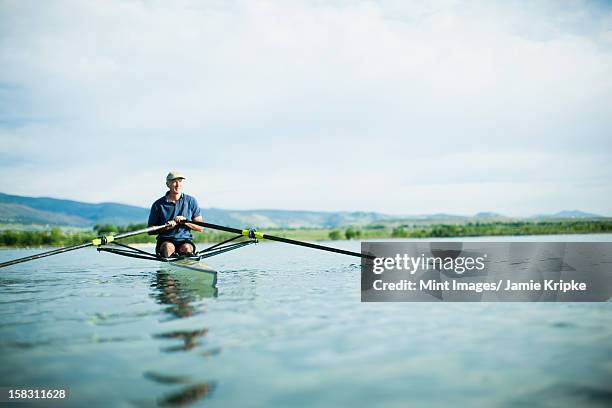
187 221 374 260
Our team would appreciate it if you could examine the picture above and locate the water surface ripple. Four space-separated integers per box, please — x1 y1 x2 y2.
1 236 611 407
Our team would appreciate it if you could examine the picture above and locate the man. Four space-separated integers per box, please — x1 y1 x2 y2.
148 171 204 257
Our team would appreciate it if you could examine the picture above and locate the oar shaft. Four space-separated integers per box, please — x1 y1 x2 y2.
114 225 167 239
193 221 373 259
0 224 166 269
0 242 93 268
262 233 372 259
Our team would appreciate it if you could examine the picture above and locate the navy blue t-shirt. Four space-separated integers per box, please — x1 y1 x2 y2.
148 193 201 241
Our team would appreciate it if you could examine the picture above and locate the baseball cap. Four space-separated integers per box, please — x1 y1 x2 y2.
166 171 186 181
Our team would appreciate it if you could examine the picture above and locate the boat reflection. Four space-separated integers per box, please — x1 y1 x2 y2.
154 328 208 352
143 369 217 407
156 382 216 406
146 267 219 406
151 267 217 319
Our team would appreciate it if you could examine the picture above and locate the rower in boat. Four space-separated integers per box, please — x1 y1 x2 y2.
148 171 204 258
0 191 372 282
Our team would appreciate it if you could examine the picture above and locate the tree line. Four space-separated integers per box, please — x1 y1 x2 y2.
327 220 612 240
0 220 611 247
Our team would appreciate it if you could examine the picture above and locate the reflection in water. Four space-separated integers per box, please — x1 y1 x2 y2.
154 328 209 352
151 269 217 319
201 347 222 358
147 268 219 406
144 371 192 385
157 383 216 407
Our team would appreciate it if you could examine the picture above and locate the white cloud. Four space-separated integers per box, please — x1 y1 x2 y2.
1 0 611 215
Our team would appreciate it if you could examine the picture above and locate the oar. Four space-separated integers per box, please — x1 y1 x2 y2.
0 224 166 269
187 221 375 259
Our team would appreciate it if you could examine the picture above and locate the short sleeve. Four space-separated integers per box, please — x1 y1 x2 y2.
148 202 159 226
191 197 201 218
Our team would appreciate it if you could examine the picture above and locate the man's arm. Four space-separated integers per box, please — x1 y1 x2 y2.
177 197 204 232
177 215 204 232
148 202 177 234
152 220 178 234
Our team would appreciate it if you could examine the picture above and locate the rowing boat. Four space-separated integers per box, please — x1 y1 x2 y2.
93 229 259 292
94 227 260 288
0 222 373 288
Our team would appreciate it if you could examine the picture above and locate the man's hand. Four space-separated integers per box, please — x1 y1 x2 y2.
166 220 178 229
174 216 186 223
181 215 204 232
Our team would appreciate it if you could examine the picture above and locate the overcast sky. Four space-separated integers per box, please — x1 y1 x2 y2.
1 0 611 216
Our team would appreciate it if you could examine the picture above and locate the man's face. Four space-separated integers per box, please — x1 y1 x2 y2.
167 178 184 194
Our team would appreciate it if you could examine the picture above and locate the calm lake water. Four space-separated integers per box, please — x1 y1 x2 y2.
1 235 611 407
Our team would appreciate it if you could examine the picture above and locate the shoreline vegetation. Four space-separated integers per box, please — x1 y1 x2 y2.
0 220 611 248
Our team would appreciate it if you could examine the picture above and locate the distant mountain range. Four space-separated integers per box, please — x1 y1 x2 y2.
0 192 393 228
533 210 604 219
0 192 606 229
